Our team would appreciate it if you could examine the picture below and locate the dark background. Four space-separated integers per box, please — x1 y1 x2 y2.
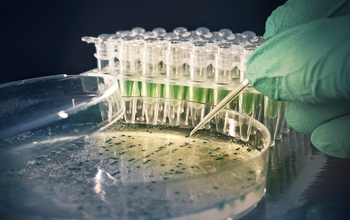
0 0 286 84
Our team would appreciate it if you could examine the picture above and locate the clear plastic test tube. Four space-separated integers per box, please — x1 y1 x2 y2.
165 39 183 80
239 45 259 141
230 42 242 78
190 41 208 82
118 36 137 75
240 45 257 81
214 43 235 84
156 36 167 75
142 38 161 78
109 33 122 72
179 37 192 77
82 34 112 73
133 34 145 74
205 39 217 79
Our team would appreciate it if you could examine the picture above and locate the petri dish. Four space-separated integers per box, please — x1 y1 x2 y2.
0 73 124 169
0 97 270 219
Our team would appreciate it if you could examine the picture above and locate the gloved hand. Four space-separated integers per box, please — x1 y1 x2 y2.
246 0 350 158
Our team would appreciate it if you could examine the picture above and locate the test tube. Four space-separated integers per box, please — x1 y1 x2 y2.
118 36 137 75
109 33 123 72
240 44 257 81
165 39 183 80
214 43 235 84
133 34 144 74
179 37 192 77
230 42 242 78
264 97 283 146
190 41 208 82
142 38 161 78
205 39 217 79
239 45 259 141
156 36 167 75
82 34 113 73
97 34 112 73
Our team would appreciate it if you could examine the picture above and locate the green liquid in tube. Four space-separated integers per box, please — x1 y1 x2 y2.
192 87 207 103
146 82 159 98
242 93 255 115
217 89 236 109
183 86 190 101
256 94 263 107
123 80 135 97
169 84 183 106
267 99 281 119
160 84 166 98
206 88 214 104
137 81 143 97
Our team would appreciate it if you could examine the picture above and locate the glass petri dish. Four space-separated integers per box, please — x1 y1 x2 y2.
0 73 124 169
0 97 270 219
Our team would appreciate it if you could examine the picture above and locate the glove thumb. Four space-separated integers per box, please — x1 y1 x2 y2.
311 114 350 158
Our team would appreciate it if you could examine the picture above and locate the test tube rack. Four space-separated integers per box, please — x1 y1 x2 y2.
82 27 289 145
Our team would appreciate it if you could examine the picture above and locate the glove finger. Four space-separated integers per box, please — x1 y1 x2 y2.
284 101 350 135
264 0 348 40
247 15 350 103
311 114 350 158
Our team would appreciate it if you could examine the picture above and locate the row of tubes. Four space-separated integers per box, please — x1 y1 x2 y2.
82 27 264 84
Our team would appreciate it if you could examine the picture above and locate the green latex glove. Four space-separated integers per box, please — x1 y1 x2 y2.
247 0 350 158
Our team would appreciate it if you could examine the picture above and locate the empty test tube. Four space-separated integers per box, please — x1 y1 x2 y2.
82 34 113 73
214 43 235 84
156 36 167 74
118 36 138 75
241 44 257 81
109 33 123 71
133 34 145 74
190 41 208 82
142 38 161 78
179 37 192 76
166 39 183 79
205 40 217 78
